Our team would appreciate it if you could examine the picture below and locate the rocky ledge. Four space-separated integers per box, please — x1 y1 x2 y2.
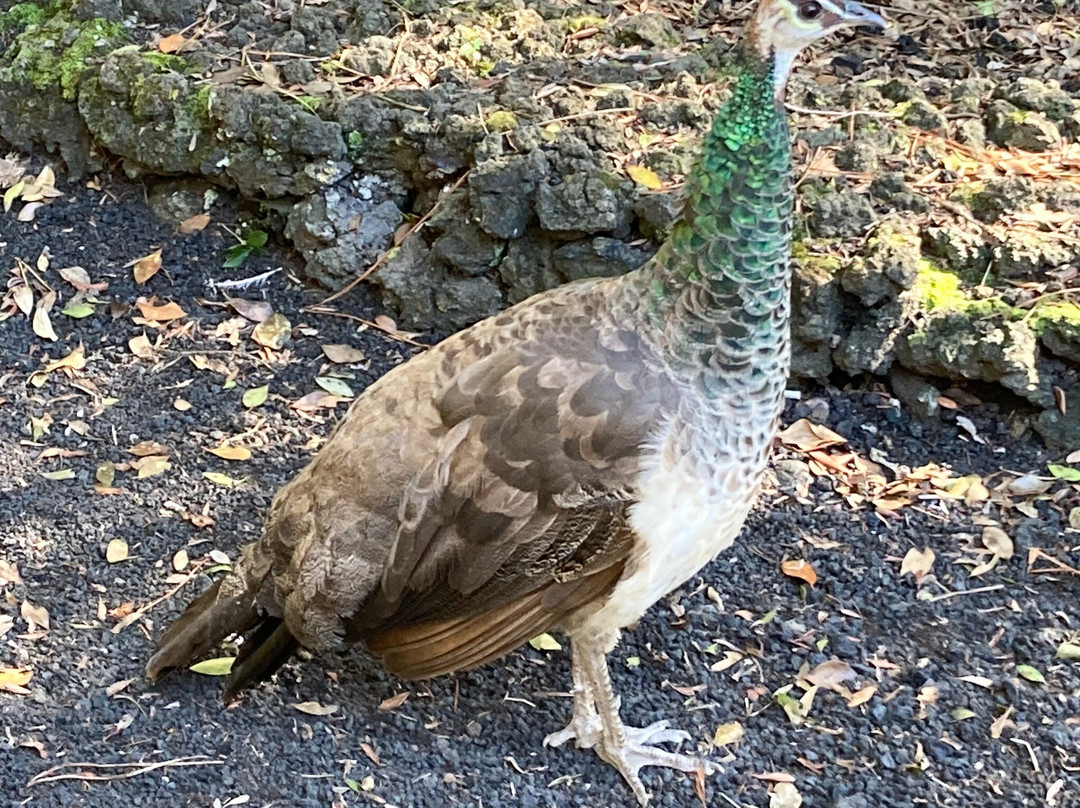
1 0 1079 449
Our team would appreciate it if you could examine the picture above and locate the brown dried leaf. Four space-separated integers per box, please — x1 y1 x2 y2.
207 444 251 461
982 527 1014 560
377 691 410 711
778 419 846 452
321 343 367 364
291 701 339 716
105 539 129 563
128 440 169 457
129 333 155 359
900 547 935 579
158 32 186 53
251 312 291 349
846 685 877 708
32 299 58 342
134 296 185 322
178 213 210 234
132 250 162 285
20 601 50 632
134 455 170 479
227 298 273 323
804 660 855 691
781 559 817 587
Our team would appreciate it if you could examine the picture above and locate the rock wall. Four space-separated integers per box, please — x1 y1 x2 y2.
2 0 1080 448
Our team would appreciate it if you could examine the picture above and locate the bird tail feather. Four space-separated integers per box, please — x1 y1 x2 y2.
144 578 261 681
223 618 299 699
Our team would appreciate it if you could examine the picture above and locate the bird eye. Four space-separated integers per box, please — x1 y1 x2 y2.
797 1 823 19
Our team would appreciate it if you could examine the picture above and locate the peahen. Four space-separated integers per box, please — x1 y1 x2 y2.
147 1 887 803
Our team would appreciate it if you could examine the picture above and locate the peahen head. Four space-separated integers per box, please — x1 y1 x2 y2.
748 0 887 97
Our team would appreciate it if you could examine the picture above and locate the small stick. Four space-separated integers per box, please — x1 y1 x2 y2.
27 756 224 787
926 584 1004 603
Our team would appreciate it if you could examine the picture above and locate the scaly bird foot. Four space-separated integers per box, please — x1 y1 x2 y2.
596 736 716 806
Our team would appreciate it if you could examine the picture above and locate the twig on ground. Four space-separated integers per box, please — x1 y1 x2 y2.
111 559 209 634
26 756 225 787
926 584 1005 602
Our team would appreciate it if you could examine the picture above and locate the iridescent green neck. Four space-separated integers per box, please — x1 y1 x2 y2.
635 44 794 401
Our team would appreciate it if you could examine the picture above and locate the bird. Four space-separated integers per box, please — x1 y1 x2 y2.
147 1 887 803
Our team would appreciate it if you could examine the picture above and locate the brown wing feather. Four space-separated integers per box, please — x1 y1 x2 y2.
345 320 677 669
368 558 628 679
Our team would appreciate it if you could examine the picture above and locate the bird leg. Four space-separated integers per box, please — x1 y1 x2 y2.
544 635 713 805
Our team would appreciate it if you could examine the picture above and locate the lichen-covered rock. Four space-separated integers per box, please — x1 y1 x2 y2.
834 139 880 172
993 230 1078 280
994 77 1077 123
1035 409 1080 453
467 150 549 239
923 226 992 278
145 177 215 223
1034 305 1080 367
82 51 347 197
285 175 403 288
535 171 632 235
954 177 1038 223
954 118 987 149
808 191 875 239
897 314 1051 406
499 235 560 304
951 78 994 114
832 305 904 375
895 98 947 132
870 173 929 214
840 217 921 307
986 100 1061 152
890 367 941 419
614 12 679 49
791 250 841 380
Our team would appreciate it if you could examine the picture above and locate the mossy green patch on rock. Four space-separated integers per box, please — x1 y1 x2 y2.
0 2 46 32
914 261 1019 319
1 11 127 100
484 110 518 132
141 51 192 74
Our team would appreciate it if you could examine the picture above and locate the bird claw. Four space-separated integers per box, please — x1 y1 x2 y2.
546 714 713 806
597 734 716 806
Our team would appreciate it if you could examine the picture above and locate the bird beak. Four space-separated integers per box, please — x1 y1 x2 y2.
839 1 888 30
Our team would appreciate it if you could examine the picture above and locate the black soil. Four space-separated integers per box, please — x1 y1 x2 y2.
1 176 1078 808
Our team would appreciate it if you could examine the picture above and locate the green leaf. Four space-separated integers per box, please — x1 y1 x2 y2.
189 657 235 676
315 376 355 399
625 656 640 668
245 229 268 249
1016 664 1046 684
1047 464 1080 482
528 633 562 652
203 471 245 488
345 779 361 794
1055 642 1080 660
951 707 977 721
222 244 251 268
40 469 75 481
242 385 269 408
3 179 25 213
61 303 95 318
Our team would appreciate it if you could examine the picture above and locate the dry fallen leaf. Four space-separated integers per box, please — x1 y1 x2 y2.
769 782 803 808
291 701 339 716
131 250 162 285
378 692 410 711
982 527 1014 560
0 666 33 695
227 298 273 323
778 419 846 452
178 212 210 234
134 296 185 322
712 721 744 746
134 455 171 478
846 685 877 708
781 559 817 587
129 333 155 359
158 32 186 53
128 440 169 457
105 539 129 563
322 343 367 364
900 547 935 580
20 601 50 632
803 660 855 692
208 444 252 461
252 312 291 349
32 293 58 341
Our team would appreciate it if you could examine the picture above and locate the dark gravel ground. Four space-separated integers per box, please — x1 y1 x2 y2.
1 175 1079 808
